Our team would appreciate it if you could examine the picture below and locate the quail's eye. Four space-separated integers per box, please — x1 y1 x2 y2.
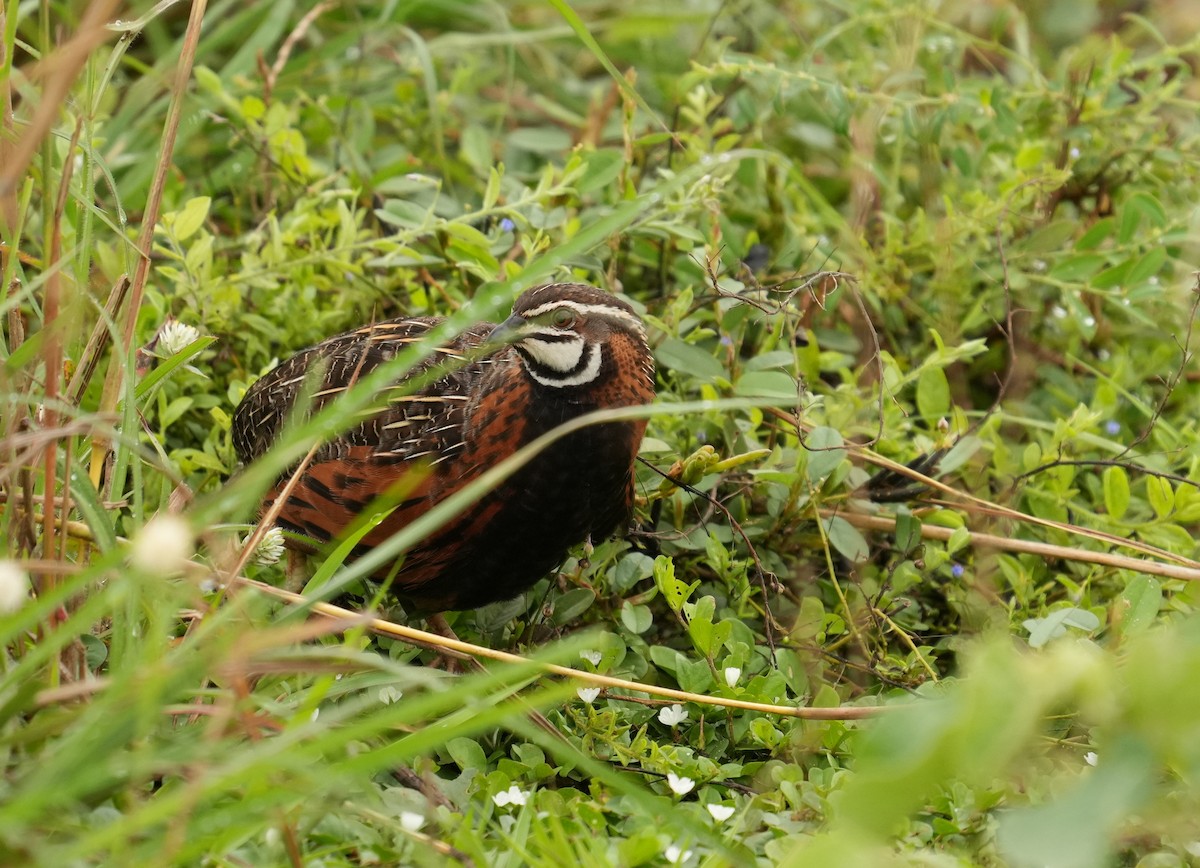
551 308 576 328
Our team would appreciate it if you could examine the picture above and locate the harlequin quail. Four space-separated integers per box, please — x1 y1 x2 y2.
232 283 655 611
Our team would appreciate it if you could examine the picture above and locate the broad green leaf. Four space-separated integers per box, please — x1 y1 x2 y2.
551 588 596 625
654 338 727 382
774 648 809 696
806 426 846 481
1048 254 1105 281
654 555 697 611
159 396 194 429
1126 191 1167 226
1074 217 1114 250
171 196 211 241
916 366 950 420
825 516 869 563
946 526 971 555
1024 220 1077 253
460 124 493 174
894 513 922 555
735 370 797 399
938 435 981 475
1125 247 1167 285
750 718 783 748
743 350 797 371
446 737 488 772
507 126 574 153
80 634 108 672
482 166 502 210
619 602 652 634
1116 575 1161 636
1118 204 1143 245
1091 258 1131 290
794 596 825 641
612 553 655 593
677 658 714 694
576 149 625 194
1102 465 1130 520
1023 608 1101 648
1014 141 1045 169
1145 475 1174 518
687 595 715 655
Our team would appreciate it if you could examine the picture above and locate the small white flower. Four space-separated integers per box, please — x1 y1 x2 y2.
493 785 528 807
706 803 735 822
666 773 694 795
579 649 602 667
157 319 201 356
658 704 688 727
263 827 281 847
310 708 320 722
723 667 741 688
379 686 403 704
1070 147 1081 159
0 561 30 613
130 515 194 575
399 811 424 832
245 525 285 566
665 844 693 864
1084 751 1098 766
576 687 600 703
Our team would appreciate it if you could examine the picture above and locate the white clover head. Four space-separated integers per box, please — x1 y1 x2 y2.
0 561 30 614
130 515 194 575
493 785 528 808
157 319 201 356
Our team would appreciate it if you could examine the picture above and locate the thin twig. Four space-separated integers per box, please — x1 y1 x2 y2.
0 0 121 203
828 509 1200 583
91 0 208 489
66 274 130 405
637 457 782 656
1115 273 1200 460
765 405 1200 569
263 1 334 105
1011 457 1200 491
234 576 884 720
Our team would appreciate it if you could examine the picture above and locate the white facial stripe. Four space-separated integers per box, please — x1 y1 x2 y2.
524 343 603 387
519 333 586 373
519 299 645 336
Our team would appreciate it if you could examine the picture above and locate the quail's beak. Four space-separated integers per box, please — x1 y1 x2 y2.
486 314 528 346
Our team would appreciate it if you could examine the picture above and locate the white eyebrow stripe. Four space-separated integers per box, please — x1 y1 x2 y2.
519 299 645 335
